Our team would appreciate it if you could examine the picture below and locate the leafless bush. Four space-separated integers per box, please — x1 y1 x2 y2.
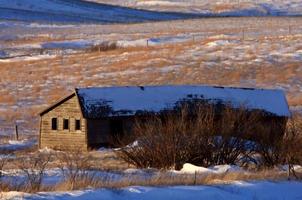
281 113 302 179
202 105 261 166
88 42 117 52
118 104 204 170
247 115 284 168
18 153 52 192
56 150 95 190
118 102 265 170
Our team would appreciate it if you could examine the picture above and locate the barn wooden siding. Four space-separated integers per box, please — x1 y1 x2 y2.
39 95 87 151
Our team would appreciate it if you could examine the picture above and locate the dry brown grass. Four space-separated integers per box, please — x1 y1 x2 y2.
212 4 237 12
53 169 299 191
0 17 302 135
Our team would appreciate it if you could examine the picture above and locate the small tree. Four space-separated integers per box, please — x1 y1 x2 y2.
18 153 52 192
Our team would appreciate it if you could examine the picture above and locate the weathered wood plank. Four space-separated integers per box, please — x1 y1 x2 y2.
40 95 87 151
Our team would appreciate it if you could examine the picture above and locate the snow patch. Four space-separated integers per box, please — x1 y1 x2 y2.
181 163 242 174
42 40 93 49
0 139 36 151
0 55 56 62
206 40 235 47
136 1 186 7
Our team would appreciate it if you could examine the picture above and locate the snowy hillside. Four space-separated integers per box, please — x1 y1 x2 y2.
1 0 301 24
0 0 199 23
90 0 302 16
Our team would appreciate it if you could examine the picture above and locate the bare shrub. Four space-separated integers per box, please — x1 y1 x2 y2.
118 102 263 170
252 118 284 168
18 153 52 192
118 103 209 170
89 42 117 52
203 105 261 166
56 150 95 190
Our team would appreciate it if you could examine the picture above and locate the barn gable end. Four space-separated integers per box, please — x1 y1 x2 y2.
39 93 87 151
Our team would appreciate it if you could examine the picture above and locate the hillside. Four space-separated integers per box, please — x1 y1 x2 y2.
0 0 200 23
0 17 301 135
89 0 302 16
1 0 302 24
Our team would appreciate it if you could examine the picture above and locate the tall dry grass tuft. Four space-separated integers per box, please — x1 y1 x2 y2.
0 156 7 179
281 113 302 179
69 169 289 189
56 150 96 190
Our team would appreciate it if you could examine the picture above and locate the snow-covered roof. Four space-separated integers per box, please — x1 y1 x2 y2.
75 85 290 118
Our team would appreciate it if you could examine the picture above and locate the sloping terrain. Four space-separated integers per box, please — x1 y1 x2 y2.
0 0 200 23
1 0 301 24
90 0 302 16
0 17 301 135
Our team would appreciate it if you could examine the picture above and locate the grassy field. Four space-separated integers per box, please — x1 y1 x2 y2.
0 17 302 135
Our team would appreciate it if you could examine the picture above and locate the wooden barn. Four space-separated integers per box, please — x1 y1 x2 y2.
39 85 290 151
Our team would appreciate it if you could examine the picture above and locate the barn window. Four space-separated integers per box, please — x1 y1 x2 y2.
51 118 57 130
63 119 69 130
75 119 81 131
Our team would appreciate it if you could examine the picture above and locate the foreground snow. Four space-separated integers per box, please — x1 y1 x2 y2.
3 181 302 200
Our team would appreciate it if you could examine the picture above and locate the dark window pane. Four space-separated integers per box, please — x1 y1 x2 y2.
51 118 57 130
75 119 81 130
63 119 69 130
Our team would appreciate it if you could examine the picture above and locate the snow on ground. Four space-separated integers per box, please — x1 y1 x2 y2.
0 55 56 62
137 1 187 7
2 181 302 200
0 162 245 188
1 0 302 25
0 17 301 135
180 163 242 174
0 0 199 24
0 139 36 151
89 0 302 16
41 40 93 49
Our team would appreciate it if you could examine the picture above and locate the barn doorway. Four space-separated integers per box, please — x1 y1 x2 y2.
109 119 124 146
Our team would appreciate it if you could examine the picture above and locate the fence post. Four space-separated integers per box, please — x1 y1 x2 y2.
15 124 19 140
